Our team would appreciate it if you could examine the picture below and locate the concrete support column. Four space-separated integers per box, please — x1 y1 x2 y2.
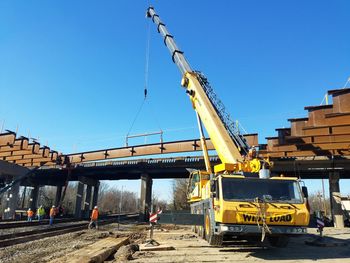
329 172 344 228
92 181 100 208
74 181 84 218
54 185 63 207
29 185 39 211
3 182 20 219
84 185 92 218
139 174 152 222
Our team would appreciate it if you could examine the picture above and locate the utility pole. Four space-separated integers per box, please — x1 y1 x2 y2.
118 185 124 231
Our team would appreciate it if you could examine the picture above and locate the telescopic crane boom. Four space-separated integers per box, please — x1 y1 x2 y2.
146 7 255 173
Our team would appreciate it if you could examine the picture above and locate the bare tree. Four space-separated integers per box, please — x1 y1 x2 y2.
308 191 331 217
169 179 190 210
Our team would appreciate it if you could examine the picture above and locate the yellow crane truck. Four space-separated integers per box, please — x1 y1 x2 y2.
147 6 310 247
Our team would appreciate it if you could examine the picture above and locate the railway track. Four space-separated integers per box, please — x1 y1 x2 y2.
0 212 135 229
0 213 138 248
0 217 80 229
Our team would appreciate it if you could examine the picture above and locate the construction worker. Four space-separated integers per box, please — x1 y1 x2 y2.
27 208 34 222
49 205 56 226
88 206 99 229
37 205 45 221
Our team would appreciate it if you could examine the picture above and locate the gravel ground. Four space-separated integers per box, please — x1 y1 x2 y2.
131 227 350 263
0 220 88 236
0 223 144 263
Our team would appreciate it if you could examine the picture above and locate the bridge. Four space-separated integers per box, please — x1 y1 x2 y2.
1 88 350 227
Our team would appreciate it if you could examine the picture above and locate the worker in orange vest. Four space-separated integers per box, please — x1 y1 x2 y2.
27 208 34 222
49 205 56 226
88 206 99 229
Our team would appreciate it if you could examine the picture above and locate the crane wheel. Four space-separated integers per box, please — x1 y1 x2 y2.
204 209 223 246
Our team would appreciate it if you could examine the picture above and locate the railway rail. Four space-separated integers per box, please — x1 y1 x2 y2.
0 213 138 248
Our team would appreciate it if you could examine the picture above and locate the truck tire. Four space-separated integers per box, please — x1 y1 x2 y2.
204 210 223 246
268 236 289 247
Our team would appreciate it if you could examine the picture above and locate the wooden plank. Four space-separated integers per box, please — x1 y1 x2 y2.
51 237 129 263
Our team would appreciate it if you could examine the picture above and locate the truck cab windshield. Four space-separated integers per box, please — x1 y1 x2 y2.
222 178 303 204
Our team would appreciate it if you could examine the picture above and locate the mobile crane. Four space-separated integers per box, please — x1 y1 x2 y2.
147 6 310 247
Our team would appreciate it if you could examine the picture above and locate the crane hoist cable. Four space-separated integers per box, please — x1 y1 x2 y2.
144 18 151 99
126 18 162 138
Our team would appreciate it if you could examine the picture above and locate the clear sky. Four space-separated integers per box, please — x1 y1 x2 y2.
1 1 349 201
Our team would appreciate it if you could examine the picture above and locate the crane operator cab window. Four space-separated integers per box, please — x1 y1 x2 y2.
222 178 303 204
188 171 201 198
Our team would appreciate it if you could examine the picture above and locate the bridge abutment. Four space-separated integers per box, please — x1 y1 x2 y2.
84 185 92 218
74 181 84 218
3 180 20 219
139 174 152 222
329 172 344 228
29 185 40 211
92 181 99 208
74 177 99 218
54 185 62 207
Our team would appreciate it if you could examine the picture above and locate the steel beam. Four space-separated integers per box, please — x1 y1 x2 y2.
0 138 30 153
0 132 16 147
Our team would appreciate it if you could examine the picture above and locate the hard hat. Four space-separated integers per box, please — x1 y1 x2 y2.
94 206 98 209
52 205 55 207
28 208 31 210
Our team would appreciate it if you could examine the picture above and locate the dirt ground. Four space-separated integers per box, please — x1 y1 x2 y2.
132 226 350 263
1 224 349 263
0 223 145 263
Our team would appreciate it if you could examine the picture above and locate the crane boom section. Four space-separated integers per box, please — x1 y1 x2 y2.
147 7 247 165
184 72 243 163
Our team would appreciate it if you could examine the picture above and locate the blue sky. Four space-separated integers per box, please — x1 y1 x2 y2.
1 1 349 201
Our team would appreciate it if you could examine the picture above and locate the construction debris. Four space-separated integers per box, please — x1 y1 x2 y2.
51 237 129 263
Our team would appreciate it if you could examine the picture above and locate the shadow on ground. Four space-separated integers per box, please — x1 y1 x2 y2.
219 234 350 261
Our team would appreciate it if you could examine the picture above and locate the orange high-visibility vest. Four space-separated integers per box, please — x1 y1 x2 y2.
27 210 34 217
91 209 99 220
50 208 56 217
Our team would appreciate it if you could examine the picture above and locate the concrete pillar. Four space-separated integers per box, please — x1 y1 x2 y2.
139 174 152 222
3 182 20 219
92 181 100 208
29 185 39 211
54 185 63 207
84 185 92 218
74 181 84 218
329 172 344 228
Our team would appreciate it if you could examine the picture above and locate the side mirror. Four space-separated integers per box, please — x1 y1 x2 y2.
210 180 216 193
302 186 308 198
